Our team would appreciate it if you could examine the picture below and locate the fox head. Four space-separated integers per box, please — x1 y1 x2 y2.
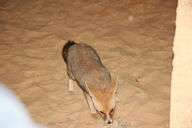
86 77 118 124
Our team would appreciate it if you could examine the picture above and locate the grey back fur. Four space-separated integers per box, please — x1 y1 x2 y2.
65 43 111 92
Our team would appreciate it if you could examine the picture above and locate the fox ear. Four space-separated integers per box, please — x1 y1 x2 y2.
108 75 118 95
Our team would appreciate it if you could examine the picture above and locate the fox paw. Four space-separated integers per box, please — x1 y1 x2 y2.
116 96 120 103
90 110 97 114
68 91 74 96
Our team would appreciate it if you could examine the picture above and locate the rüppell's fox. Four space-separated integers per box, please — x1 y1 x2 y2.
62 41 118 124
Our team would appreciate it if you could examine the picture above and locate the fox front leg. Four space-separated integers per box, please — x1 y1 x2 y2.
83 92 97 114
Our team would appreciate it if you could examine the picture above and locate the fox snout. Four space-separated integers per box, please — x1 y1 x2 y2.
105 114 113 124
106 119 113 124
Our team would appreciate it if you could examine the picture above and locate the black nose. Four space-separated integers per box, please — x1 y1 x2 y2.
106 120 113 124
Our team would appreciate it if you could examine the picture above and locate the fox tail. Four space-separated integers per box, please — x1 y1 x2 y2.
62 40 76 63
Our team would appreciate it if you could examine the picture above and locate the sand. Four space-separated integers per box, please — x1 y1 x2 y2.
0 0 176 128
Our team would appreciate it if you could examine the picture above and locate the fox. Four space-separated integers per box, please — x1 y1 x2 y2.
62 41 118 124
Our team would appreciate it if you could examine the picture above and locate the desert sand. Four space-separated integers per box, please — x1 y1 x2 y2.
0 0 176 128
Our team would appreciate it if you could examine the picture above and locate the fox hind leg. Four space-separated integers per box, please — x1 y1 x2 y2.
83 92 96 114
69 78 74 94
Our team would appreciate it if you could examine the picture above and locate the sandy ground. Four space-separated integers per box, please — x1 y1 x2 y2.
0 0 176 128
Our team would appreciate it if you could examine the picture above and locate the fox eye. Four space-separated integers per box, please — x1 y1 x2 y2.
110 108 115 116
99 111 106 118
100 111 105 115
